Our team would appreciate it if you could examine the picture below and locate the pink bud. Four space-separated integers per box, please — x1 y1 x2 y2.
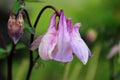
8 13 24 44
86 29 97 43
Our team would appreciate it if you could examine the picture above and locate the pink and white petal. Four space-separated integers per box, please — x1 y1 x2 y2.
73 23 81 35
66 18 72 33
52 11 73 62
70 24 90 64
38 13 57 60
70 38 90 64
48 13 57 30
39 32 57 60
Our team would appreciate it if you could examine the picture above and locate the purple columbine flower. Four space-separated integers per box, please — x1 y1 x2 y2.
8 13 24 44
31 10 91 64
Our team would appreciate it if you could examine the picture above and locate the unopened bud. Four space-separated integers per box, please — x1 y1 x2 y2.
8 13 24 44
86 29 97 43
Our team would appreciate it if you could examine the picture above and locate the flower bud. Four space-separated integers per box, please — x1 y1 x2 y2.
8 13 24 44
86 29 97 43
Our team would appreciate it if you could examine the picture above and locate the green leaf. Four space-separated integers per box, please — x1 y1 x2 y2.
6 44 12 53
0 44 12 54
24 23 35 34
16 43 26 50
0 48 7 59
0 44 12 53
0 48 6 53
12 0 20 13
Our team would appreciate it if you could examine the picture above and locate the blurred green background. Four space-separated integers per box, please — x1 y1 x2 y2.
0 0 120 80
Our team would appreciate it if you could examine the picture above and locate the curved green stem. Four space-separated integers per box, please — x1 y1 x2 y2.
33 5 60 28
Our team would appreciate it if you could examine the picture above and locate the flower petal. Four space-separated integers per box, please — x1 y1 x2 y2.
38 13 57 60
70 22 91 64
30 34 44 50
67 18 72 33
53 11 73 62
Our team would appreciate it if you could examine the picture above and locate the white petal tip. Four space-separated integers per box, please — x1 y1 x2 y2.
82 61 87 65
81 58 88 65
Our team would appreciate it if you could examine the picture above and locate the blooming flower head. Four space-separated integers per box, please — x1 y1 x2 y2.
31 10 91 64
8 12 24 44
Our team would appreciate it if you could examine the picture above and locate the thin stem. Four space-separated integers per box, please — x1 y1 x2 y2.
33 5 60 28
7 43 16 80
26 36 34 80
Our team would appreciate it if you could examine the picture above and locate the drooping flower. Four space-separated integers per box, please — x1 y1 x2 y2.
8 13 24 44
31 10 91 64
54 11 91 64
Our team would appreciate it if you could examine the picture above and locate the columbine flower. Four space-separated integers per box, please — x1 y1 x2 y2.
8 13 24 44
31 10 91 64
